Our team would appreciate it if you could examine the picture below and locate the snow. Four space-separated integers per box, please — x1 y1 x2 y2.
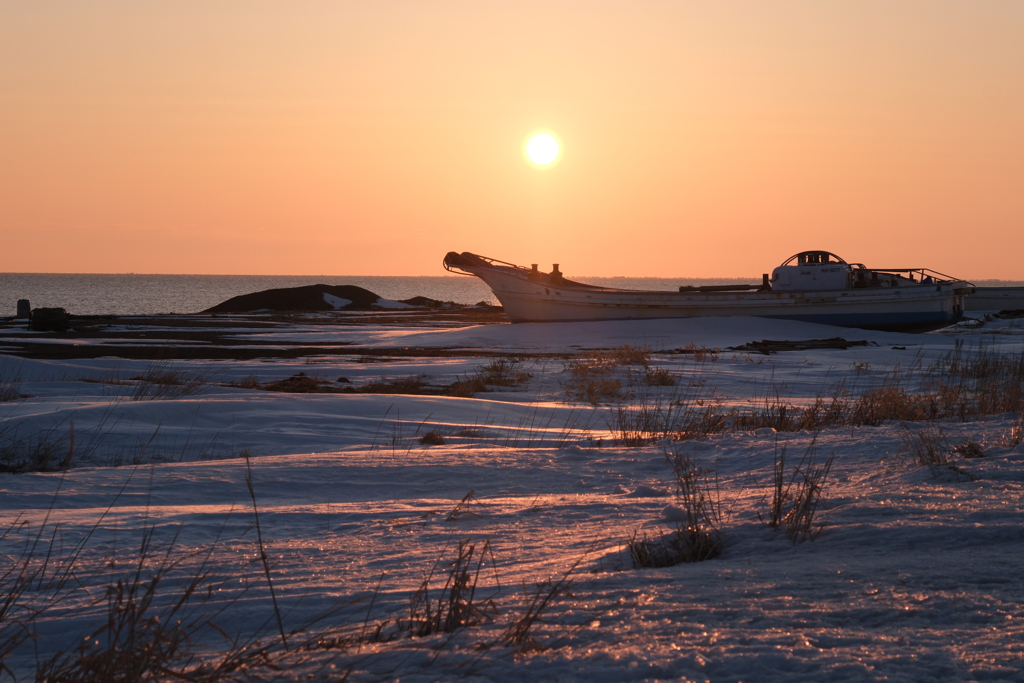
2 313 1023 681
322 292 353 309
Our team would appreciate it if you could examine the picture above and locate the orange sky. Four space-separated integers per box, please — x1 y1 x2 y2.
2 1 1022 278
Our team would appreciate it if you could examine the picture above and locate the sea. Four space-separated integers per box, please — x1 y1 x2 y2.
2 273 1021 317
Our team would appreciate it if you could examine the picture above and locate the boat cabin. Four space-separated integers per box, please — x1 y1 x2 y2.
771 251 853 292
771 251 928 292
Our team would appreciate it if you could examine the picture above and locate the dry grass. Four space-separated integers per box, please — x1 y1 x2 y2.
263 357 537 399
0 407 128 472
244 454 289 652
682 343 720 362
437 405 599 450
954 439 985 459
760 439 835 543
259 371 445 396
403 539 498 638
446 357 533 397
360 375 434 395
128 362 213 401
227 374 261 390
562 345 654 405
304 540 580 657
1 477 588 679
262 371 357 393
611 391 679 446
610 345 652 367
792 385 850 431
0 366 25 403
562 358 623 405
501 559 580 652
629 447 722 567
608 342 1024 447
35 527 229 682
641 367 675 387
611 377 730 445
626 530 680 569
666 447 723 561
1002 413 1024 448
2 505 280 682
734 387 803 433
0 423 74 474
419 430 445 446
0 414 249 471
897 423 951 468
897 423 976 481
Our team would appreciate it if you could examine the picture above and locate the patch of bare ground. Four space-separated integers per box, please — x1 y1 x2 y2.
246 357 535 397
259 372 356 394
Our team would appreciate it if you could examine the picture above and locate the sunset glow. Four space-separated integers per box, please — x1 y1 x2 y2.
1 2 1022 277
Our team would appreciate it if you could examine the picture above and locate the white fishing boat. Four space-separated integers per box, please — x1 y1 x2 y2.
443 250 975 332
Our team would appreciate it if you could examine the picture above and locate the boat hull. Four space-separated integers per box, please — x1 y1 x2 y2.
468 268 966 332
964 286 1024 312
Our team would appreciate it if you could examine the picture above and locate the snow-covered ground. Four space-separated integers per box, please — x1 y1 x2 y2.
2 313 1023 681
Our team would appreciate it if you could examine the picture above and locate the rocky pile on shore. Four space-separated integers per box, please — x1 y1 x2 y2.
203 284 445 313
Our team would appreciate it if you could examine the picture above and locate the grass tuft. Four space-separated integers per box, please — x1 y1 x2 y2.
897 423 976 481
611 381 729 446
629 447 722 567
897 423 950 468
501 559 579 652
682 343 719 362
1003 412 1024 448
0 365 25 402
36 527 214 681
760 439 835 543
562 345 653 404
446 356 533 397
420 430 445 446
228 373 261 389
642 367 676 387
360 375 433 395
262 371 351 393
954 439 985 459
128 361 213 401
404 539 498 638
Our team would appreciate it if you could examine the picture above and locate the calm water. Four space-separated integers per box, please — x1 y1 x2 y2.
3 273 1021 317
0 273 751 316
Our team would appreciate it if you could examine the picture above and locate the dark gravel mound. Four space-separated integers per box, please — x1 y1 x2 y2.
203 284 448 313
401 296 446 308
204 284 384 313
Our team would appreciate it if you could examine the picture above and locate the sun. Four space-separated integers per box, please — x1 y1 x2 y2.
524 131 561 168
